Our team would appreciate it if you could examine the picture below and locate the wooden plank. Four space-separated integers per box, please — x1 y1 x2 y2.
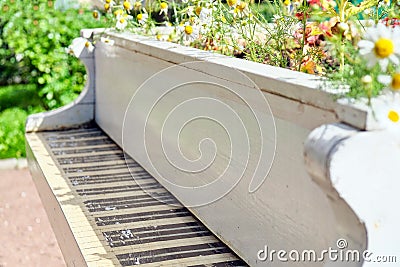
26 132 115 266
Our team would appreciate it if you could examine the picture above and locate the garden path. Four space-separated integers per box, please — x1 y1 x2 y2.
0 168 65 267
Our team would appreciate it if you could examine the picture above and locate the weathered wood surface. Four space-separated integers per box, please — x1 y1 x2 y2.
26 29 400 266
93 32 366 266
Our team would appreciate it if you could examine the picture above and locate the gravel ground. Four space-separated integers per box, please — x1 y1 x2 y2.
0 168 66 267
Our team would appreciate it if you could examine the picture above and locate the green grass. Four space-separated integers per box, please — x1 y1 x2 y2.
0 84 45 159
0 84 43 112
0 108 29 159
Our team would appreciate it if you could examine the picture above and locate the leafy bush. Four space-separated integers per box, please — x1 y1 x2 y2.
0 108 29 158
0 0 105 109
0 0 106 158
0 84 42 111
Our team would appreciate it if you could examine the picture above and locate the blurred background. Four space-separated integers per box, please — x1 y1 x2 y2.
0 1 104 266
0 0 104 159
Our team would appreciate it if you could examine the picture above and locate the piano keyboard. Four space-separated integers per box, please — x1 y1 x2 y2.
34 124 247 266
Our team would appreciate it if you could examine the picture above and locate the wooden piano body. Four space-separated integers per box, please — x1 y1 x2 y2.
26 29 400 266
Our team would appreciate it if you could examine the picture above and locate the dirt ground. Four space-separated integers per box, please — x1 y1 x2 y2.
0 168 66 267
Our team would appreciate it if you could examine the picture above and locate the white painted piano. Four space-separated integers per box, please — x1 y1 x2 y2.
26 29 400 266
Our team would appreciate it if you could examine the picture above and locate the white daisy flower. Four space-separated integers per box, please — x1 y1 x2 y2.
123 0 132 12
374 105 400 130
100 37 115 46
137 12 148 25
199 7 212 24
180 23 198 42
104 0 115 12
358 23 400 71
92 10 101 20
116 16 129 30
159 2 168 16
66 37 94 58
378 71 400 92
183 6 196 17
230 1 249 18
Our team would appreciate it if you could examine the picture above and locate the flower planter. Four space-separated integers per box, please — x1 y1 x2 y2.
27 29 400 266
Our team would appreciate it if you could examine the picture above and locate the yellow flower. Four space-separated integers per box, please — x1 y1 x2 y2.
134 1 141 10
116 17 128 30
227 0 237 7
220 15 227 23
159 2 168 15
189 16 196 24
238 2 247 10
358 23 400 71
181 23 198 41
136 12 148 25
195 6 202 16
378 72 400 92
66 37 94 57
160 2 168 9
388 110 399 123
392 73 400 91
374 38 394 59
92 10 100 19
123 1 131 11
114 9 124 17
184 25 193 35
100 37 115 45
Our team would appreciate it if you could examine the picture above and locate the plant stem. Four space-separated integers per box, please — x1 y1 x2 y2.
339 38 345 73
297 2 307 72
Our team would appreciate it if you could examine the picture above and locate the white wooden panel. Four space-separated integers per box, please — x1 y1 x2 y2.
94 38 364 266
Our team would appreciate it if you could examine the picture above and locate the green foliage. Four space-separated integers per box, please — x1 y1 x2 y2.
0 108 34 158
0 0 106 158
250 2 277 22
0 0 105 109
0 84 42 111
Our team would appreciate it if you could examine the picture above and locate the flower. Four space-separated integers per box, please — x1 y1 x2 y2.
375 106 400 130
123 0 132 12
159 2 168 16
133 0 142 10
358 23 400 71
388 109 399 122
114 9 124 17
92 10 100 20
199 7 212 24
227 0 237 7
66 37 94 57
116 17 128 30
185 6 195 17
101 37 115 45
378 71 400 92
180 23 198 42
137 12 148 25
104 0 115 12
232 2 249 18
195 6 202 16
